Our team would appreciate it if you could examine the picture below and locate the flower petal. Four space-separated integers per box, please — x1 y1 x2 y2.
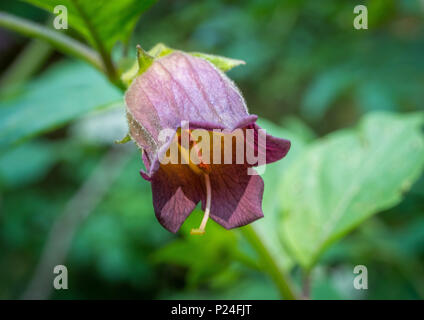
246 122 291 165
204 164 264 229
150 163 204 233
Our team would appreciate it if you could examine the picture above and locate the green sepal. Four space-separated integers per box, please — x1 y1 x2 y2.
121 43 246 87
115 134 132 144
189 52 245 72
147 43 174 57
136 45 154 74
149 43 246 72
121 44 155 87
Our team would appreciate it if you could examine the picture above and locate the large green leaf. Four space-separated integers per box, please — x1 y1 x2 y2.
0 140 58 189
255 118 311 272
0 61 121 153
278 112 424 269
25 0 156 51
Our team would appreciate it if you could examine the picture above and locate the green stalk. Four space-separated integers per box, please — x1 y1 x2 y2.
241 224 298 300
0 11 103 72
0 39 51 95
301 269 311 299
69 0 124 90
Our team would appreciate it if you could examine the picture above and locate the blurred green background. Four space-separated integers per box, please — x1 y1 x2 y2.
0 0 423 299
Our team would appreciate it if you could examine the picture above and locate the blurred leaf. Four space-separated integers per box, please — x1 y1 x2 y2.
279 112 424 269
69 153 167 291
280 116 317 143
153 210 244 287
0 61 121 153
356 81 397 113
0 140 57 189
162 273 280 300
72 213 154 285
322 215 424 299
25 0 156 51
255 118 311 272
309 266 362 300
301 67 356 121
70 104 128 146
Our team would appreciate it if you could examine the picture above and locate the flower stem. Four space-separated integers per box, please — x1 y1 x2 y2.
0 39 51 95
0 12 103 72
241 224 298 300
69 0 124 90
302 270 311 299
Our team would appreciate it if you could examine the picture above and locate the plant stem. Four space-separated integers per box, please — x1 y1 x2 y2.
0 11 103 72
70 0 124 90
0 39 51 96
241 224 298 300
302 270 311 299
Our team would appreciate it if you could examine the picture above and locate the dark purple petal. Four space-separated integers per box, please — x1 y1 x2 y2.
140 152 152 181
245 122 291 165
203 164 264 229
150 163 204 233
188 114 258 132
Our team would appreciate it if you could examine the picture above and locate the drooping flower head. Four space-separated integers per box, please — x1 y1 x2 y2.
125 48 290 234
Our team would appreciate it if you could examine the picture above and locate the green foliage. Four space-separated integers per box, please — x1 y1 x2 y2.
153 210 245 287
278 112 424 269
0 140 57 189
70 154 165 290
0 61 121 153
162 274 280 300
256 118 312 272
24 0 156 52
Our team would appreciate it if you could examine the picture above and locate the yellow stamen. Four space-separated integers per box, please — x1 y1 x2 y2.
177 129 204 175
191 173 211 235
